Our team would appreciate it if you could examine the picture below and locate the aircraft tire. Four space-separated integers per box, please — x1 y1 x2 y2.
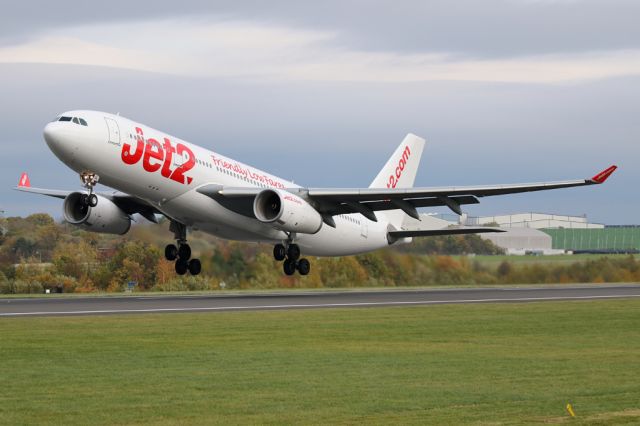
188 259 202 276
287 244 301 261
178 244 191 261
283 259 297 276
175 259 188 275
88 194 98 207
165 244 178 261
273 244 286 261
297 258 310 275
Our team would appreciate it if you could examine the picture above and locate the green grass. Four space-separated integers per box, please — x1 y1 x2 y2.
457 253 640 269
1 300 640 425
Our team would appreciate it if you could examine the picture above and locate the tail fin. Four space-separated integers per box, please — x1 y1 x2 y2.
370 133 426 228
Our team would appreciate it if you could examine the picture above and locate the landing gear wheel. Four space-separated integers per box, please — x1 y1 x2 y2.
273 244 286 261
165 244 178 261
283 259 297 276
80 194 89 206
287 244 301 261
88 193 98 207
178 244 191 261
297 258 311 276
175 259 188 275
188 259 202 276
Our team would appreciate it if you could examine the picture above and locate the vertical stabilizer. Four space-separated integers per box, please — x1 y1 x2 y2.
370 134 426 228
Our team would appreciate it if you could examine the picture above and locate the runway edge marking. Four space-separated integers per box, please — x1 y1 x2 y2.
1 294 640 316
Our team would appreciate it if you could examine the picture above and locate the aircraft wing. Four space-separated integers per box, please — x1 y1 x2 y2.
202 165 617 223
14 185 70 199
305 165 617 219
14 173 161 223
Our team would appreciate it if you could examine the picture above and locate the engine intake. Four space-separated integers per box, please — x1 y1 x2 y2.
253 189 323 234
63 192 131 235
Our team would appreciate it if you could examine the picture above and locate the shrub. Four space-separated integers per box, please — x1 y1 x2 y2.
13 280 44 294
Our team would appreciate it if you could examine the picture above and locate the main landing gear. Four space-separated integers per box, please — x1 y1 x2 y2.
273 239 311 276
79 171 99 207
165 221 201 276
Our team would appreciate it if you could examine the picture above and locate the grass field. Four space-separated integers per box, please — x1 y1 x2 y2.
1 300 639 425
456 253 640 269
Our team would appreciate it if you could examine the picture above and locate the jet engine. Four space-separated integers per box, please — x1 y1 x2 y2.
63 192 131 235
253 189 323 234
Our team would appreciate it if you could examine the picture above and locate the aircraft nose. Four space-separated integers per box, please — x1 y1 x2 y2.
43 121 68 149
43 121 77 162
43 122 59 144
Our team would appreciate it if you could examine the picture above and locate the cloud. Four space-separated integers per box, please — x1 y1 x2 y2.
2 19 640 84
2 0 639 58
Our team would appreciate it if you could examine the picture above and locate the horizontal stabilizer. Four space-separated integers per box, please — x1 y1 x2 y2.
389 227 505 239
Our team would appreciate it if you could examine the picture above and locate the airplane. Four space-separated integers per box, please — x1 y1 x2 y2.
16 110 617 276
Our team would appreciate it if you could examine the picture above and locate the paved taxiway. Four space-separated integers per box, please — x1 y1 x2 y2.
1 284 639 317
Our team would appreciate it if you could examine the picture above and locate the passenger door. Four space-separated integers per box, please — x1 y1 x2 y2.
105 117 121 146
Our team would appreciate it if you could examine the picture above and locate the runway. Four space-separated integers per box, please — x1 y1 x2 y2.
1 284 639 317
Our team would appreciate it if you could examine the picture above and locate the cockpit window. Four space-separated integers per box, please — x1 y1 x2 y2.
58 116 89 126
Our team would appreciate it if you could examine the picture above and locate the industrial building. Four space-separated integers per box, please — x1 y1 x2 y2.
471 212 604 229
476 213 639 254
542 226 640 253
481 227 557 255
435 212 639 255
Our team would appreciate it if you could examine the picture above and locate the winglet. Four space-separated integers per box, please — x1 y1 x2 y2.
18 172 31 188
590 165 617 184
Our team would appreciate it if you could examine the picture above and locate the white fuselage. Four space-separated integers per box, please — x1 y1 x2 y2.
43 110 391 256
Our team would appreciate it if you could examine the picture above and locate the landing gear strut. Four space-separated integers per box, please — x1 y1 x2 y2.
166 221 201 276
79 171 99 207
273 237 310 276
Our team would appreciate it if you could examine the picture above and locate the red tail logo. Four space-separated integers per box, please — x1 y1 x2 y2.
18 173 31 188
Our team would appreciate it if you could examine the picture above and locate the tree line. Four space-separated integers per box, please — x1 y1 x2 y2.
1 214 638 293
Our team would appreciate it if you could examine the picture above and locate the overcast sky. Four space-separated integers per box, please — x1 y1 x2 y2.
1 0 638 224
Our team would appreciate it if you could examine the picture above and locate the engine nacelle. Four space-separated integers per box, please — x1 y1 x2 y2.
253 189 323 234
63 192 131 235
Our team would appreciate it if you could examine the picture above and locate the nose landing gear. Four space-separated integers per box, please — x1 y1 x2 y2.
166 221 202 276
273 238 310 276
79 171 100 207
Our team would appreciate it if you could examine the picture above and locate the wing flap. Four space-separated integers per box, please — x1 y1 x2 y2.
323 195 479 216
